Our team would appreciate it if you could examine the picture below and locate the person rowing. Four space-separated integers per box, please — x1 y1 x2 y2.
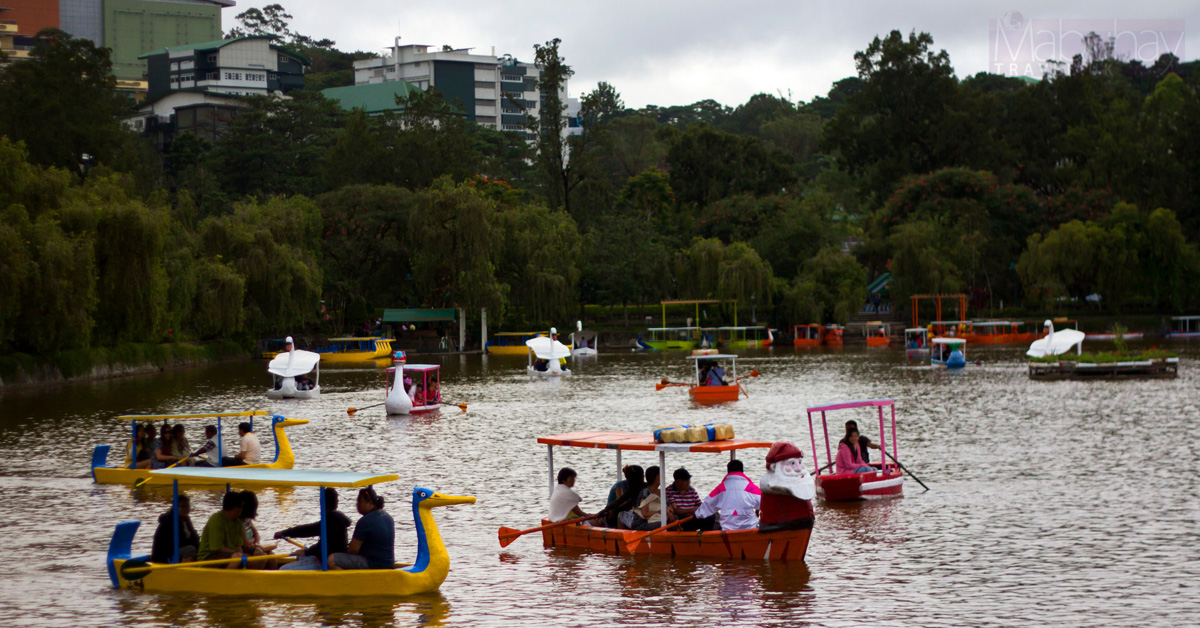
695 459 761 531
275 488 352 570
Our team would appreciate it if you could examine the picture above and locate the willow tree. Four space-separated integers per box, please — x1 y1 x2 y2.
409 178 505 318
200 195 324 335
496 201 581 326
717 242 774 313
673 237 726 299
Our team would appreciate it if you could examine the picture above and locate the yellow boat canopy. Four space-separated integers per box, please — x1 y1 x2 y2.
149 468 399 487
116 410 270 421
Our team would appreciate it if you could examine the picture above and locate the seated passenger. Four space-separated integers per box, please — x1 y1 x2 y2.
127 424 153 469
618 465 660 529
604 465 645 528
295 374 312 391
549 467 592 523
151 424 178 469
329 486 394 570
275 488 353 570
191 425 219 467
198 491 245 567
150 495 200 563
239 491 277 569
835 428 874 475
429 379 441 403
534 359 549 372
705 363 727 386
666 468 716 532
695 459 761 531
631 466 663 531
221 422 260 467
170 424 191 467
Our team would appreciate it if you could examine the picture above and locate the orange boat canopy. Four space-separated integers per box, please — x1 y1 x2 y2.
537 431 772 453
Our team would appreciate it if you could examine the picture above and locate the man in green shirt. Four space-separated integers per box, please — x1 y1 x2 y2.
197 491 244 564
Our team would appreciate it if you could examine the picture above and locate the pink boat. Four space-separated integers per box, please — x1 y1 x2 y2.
806 399 904 501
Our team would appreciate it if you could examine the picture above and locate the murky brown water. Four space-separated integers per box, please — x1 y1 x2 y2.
1 344 1198 627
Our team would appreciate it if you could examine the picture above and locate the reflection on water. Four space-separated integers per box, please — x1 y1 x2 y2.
2 344 1199 627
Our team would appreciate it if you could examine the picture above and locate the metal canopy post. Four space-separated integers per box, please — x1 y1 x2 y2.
216 418 223 467
547 444 555 499
129 421 138 469
891 404 899 466
878 406 887 473
616 450 623 481
821 411 832 471
171 479 180 564
807 411 820 475
319 486 329 571
658 450 667 529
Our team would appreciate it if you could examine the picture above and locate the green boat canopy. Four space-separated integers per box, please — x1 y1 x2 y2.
149 468 399 487
383 308 457 323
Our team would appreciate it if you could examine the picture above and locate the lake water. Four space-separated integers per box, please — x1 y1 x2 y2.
0 344 1197 627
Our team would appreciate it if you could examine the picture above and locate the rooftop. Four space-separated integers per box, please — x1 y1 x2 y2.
321 81 419 115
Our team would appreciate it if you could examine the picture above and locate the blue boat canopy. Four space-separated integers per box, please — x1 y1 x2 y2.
149 468 399 487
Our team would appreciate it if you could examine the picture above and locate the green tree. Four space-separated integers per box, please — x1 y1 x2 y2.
526 38 577 211
782 247 867 325
496 202 582 326
888 220 962 301
0 29 123 171
409 178 505 317
664 125 795 208
579 81 625 129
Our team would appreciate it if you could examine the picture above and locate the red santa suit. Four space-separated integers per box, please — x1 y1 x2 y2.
758 441 815 531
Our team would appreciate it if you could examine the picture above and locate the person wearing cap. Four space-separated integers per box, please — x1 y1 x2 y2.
666 468 716 532
695 459 761 531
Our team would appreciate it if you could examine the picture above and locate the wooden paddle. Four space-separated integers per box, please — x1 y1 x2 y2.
346 402 385 415
626 516 694 551
133 457 190 488
283 537 305 549
120 553 291 580
654 378 692 391
883 450 930 492
497 514 600 548
440 402 468 412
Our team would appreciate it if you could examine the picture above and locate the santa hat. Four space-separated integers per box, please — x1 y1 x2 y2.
765 441 803 468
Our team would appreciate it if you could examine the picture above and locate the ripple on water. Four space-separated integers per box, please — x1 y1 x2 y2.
0 345 1198 626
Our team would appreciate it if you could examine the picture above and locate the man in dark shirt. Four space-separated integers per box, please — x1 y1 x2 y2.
329 486 395 570
275 488 352 570
150 495 200 563
844 420 881 463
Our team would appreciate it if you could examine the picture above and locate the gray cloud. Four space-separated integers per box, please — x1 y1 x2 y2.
235 1 1199 108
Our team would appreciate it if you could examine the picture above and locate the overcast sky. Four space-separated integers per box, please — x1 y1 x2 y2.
233 1 1199 108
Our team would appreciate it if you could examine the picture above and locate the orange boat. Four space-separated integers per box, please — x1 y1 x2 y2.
793 324 823 348
961 321 1037 344
656 351 751 405
534 431 812 560
822 324 844 346
864 321 890 347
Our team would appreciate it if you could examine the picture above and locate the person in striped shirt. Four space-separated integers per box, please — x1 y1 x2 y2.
666 468 717 531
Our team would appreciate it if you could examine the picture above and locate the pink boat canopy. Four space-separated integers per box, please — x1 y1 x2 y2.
806 399 895 413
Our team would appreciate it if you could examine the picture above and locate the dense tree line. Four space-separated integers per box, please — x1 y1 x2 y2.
3 21 1200 356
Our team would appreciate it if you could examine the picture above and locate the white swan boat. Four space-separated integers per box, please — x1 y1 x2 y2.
267 336 321 399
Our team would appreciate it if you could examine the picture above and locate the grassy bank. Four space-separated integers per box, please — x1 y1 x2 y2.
0 340 249 385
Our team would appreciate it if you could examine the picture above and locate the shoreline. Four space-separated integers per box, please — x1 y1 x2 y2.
0 341 250 390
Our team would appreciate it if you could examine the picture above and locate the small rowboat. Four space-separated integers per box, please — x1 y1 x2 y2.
865 322 890 347
526 332 572 378
1084 332 1144 341
822 324 844 346
793 324 822 348
105 467 475 596
1165 316 1200 339
385 364 442 415
806 399 904 501
91 411 308 486
716 326 774 348
931 337 967 368
962 320 1037 344
488 331 549 355
570 321 598 356
904 327 930 359
315 337 393 363
678 351 746 404
534 431 811 560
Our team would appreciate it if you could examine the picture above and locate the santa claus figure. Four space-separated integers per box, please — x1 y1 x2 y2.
758 441 815 532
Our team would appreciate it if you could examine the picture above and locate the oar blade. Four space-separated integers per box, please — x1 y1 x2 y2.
655 384 666 391
346 408 358 415
497 526 522 548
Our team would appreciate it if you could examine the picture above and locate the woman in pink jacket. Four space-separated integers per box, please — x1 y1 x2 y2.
835 428 875 475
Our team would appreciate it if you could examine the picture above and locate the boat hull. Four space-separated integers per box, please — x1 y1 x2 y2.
487 345 533 356
643 340 699 351
319 340 393 363
793 339 820 348
110 558 442 597
688 384 740 404
1164 331 1200 339
866 337 890 347
267 385 320 400
527 366 572 378
719 339 772 349
541 522 810 561
571 347 598 356
816 469 903 501
906 349 931 359
1085 332 1144 341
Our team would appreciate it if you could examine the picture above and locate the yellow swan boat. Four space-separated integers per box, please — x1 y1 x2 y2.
316 337 394 363
106 468 475 597
91 411 308 486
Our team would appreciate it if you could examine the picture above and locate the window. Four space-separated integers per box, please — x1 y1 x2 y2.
206 71 218 80
180 73 192 81
279 55 289 64
501 74 521 82
206 54 216 63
